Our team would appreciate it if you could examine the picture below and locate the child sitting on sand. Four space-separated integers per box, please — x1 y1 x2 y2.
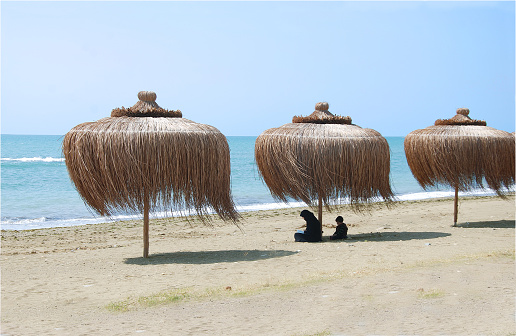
330 216 348 240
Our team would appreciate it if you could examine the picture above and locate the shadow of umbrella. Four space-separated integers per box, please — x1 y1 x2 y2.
456 220 515 229
337 231 451 242
124 249 299 265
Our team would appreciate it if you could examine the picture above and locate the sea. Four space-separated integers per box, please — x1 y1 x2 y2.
1 134 504 231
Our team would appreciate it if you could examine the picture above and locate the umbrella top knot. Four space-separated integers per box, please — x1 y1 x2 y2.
434 108 486 126
292 102 352 125
138 91 157 102
315 102 329 112
111 91 182 118
456 108 469 116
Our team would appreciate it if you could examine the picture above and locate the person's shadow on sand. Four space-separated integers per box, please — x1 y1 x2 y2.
327 231 451 242
125 249 298 265
456 220 515 229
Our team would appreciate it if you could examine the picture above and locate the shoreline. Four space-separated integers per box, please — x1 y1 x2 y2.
1 193 512 234
2 190 513 232
2 195 515 335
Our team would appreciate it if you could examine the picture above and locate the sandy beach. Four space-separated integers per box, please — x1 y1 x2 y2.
1 195 515 336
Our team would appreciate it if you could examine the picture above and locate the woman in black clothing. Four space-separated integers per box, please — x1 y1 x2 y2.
294 210 322 242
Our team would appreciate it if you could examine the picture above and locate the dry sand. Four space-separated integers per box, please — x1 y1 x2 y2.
1 196 515 336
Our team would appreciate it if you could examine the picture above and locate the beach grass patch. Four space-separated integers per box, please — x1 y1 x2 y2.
291 330 332 336
136 290 190 307
418 288 445 299
106 288 193 312
409 249 515 270
105 274 334 312
362 294 375 302
105 301 131 312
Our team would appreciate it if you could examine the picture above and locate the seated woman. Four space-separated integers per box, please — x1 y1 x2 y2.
330 215 348 240
294 210 322 242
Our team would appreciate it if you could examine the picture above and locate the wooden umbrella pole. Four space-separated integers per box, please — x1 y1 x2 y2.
143 194 150 258
318 195 323 231
453 185 459 227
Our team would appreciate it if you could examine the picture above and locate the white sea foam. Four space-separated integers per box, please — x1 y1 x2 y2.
396 188 512 201
2 217 49 225
0 214 140 231
1 157 64 163
234 189 512 212
237 201 307 212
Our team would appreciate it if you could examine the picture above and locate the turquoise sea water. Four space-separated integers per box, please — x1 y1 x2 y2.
1 134 500 230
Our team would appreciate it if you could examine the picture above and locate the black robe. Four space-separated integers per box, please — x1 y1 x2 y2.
295 210 322 242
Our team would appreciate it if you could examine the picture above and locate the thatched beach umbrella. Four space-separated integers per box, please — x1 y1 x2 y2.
63 91 239 257
255 102 394 226
404 108 515 226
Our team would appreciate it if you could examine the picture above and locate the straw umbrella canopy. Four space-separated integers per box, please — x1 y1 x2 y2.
63 91 239 257
255 102 394 226
404 108 515 226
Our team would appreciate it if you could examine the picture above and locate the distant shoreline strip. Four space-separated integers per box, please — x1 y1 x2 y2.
1 157 64 163
1 189 513 231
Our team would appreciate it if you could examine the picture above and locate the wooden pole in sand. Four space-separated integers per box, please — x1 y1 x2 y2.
143 195 150 258
453 185 459 227
318 195 323 233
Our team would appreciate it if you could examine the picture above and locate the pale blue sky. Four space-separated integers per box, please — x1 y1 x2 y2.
2 1 514 136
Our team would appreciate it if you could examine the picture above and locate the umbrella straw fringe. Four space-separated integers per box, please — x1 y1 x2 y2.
63 117 239 223
255 123 395 211
404 126 515 195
